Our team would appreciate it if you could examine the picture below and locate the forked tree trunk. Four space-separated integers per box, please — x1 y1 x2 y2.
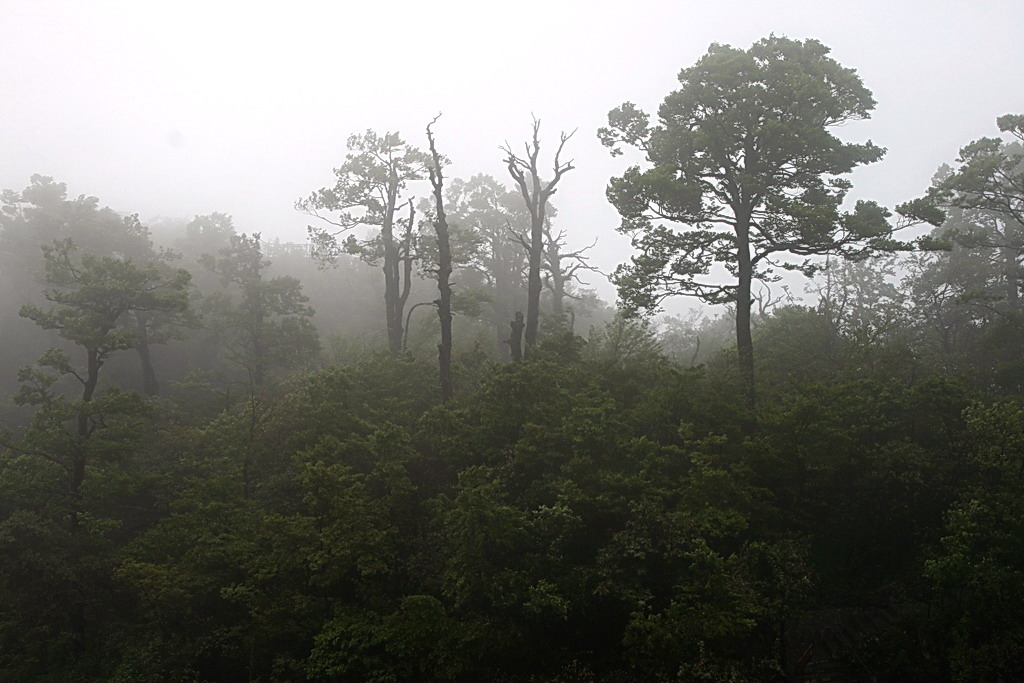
502 119 575 357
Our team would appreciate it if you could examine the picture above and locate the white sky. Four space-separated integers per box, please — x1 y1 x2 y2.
2 0 1022 305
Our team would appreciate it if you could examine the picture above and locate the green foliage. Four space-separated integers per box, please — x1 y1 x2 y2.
3 52 1024 683
898 114 1024 324
925 402 1024 682
600 36 899 312
200 232 320 389
21 239 191 357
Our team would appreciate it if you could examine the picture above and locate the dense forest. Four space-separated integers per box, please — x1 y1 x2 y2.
1 36 1022 682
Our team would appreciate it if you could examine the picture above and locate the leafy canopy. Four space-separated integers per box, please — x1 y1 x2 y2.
20 238 191 357
599 35 899 311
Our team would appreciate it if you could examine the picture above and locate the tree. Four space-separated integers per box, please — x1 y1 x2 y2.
114 214 199 396
0 176 151 291
200 233 319 392
299 130 428 356
501 118 575 354
14 238 191 493
179 212 236 261
426 115 454 402
541 220 597 326
926 402 1024 682
900 115 1024 312
443 175 531 361
1 177 160 396
599 36 898 419
0 182 197 397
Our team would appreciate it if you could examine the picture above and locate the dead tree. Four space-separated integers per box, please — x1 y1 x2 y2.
426 115 453 402
501 117 575 354
542 220 598 323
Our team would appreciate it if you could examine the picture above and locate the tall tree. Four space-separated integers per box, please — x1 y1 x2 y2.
1 237 189 675
599 36 897 418
15 239 191 493
444 175 530 361
1 177 158 393
426 116 454 402
299 131 427 355
116 214 199 396
501 118 575 353
200 233 319 392
0 176 150 291
900 115 1024 313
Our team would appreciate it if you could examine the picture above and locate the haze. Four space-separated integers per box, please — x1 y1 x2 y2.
2 0 1022 294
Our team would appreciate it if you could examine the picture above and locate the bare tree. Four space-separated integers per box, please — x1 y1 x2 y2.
426 115 453 402
501 117 575 353
541 220 598 323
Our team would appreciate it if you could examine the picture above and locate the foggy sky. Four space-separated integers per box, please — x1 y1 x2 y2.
2 0 1022 303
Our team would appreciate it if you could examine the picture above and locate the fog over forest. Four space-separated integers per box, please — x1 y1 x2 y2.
1 2 1023 682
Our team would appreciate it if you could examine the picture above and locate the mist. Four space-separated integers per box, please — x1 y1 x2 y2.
2 2 1024 681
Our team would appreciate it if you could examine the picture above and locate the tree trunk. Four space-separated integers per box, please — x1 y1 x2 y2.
495 323 510 362
503 121 574 356
72 349 102 493
735 222 757 433
427 122 454 402
398 200 415 349
1000 243 1020 313
68 349 101 656
551 271 565 320
509 311 525 363
525 216 544 351
247 282 266 391
134 312 160 396
545 232 566 322
381 173 403 356
493 237 514 363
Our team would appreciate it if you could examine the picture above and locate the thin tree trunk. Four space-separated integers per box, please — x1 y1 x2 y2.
403 301 434 353
544 230 566 321
69 349 99 656
735 221 757 433
509 311 525 363
72 349 102 493
398 200 415 344
247 281 266 391
551 271 565 320
134 312 160 396
381 172 403 356
427 118 453 402
502 120 575 357
1000 243 1020 313
525 209 544 350
493 238 514 362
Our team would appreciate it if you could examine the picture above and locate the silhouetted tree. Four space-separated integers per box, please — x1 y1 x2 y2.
426 115 453 402
299 131 427 355
501 118 575 353
600 36 899 420
200 233 319 392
